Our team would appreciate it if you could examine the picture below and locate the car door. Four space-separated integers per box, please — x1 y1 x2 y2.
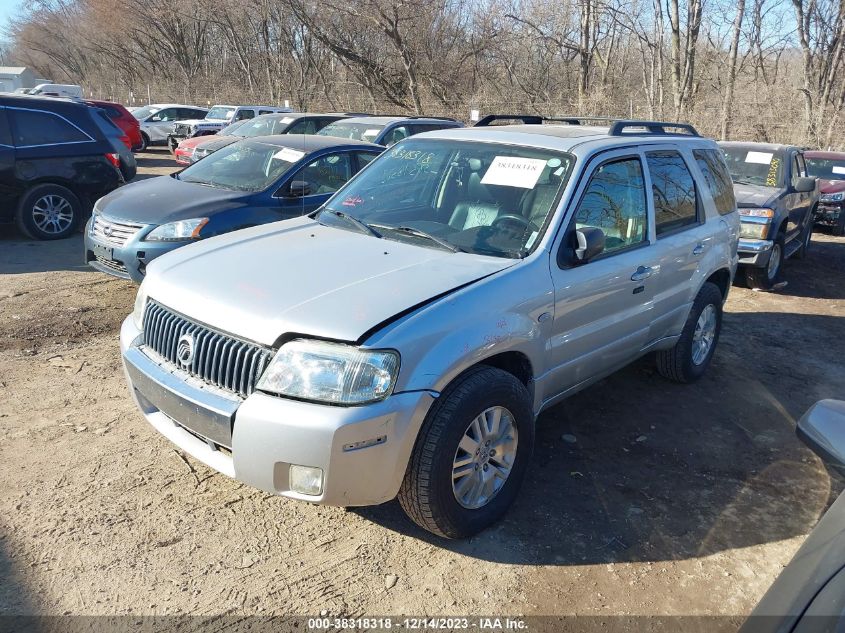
275 150 355 217
545 150 658 398
642 146 714 343
786 151 813 238
0 107 17 216
144 107 179 141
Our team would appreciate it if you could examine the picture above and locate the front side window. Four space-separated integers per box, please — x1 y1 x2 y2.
292 152 353 195
571 158 647 255
721 146 784 187
694 149 736 216
647 151 698 236
235 109 255 121
9 109 91 146
805 156 845 181
318 121 386 143
151 108 178 122
237 116 280 138
320 139 573 258
176 140 303 192
286 119 318 135
792 154 804 185
383 125 410 146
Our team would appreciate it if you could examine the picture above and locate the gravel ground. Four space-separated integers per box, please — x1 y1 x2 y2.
1 148 844 623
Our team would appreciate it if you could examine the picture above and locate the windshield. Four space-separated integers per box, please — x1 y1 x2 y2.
132 105 160 121
218 119 249 136
721 147 784 187
806 157 845 181
206 106 235 121
318 121 385 143
320 139 573 258
235 116 296 138
176 140 304 192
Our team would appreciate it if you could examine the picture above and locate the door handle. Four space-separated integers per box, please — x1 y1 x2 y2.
631 266 653 282
692 243 705 255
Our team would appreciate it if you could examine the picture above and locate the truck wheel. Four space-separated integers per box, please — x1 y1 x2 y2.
656 282 723 384
15 184 82 240
835 212 845 237
745 233 784 290
138 133 149 152
398 366 534 539
794 222 813 259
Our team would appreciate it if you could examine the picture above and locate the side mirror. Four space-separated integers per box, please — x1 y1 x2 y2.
793 176 816 193
797 399 845 474
286 180 312 198
573 227 606 263
149 115 161 122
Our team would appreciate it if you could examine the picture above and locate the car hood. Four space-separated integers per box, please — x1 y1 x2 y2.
144 217 516 346
819 179 845 194
195 136 239 152
97 176 247 225
178 136 214 150
733 182 780 208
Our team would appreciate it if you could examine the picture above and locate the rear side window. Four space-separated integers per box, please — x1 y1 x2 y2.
571 157 648 255
259 109 275 115
235 110 255 121
9 108 91 146
646 151 698 236
694 149 736 216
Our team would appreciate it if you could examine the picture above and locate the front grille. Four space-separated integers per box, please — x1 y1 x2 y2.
91 214 144 247
94 254 127 273
142 301 272 398
174 123 191 136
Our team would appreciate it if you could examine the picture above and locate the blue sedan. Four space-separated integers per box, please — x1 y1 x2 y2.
84 135 383 281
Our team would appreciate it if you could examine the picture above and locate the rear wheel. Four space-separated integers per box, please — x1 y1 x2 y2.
746 232 784 290
835 211 845 237
138 132 149 152
398 366 534 538
15 184 82 240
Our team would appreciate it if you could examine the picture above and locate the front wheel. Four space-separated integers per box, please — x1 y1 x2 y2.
746 233 784 290
835 211 845 237
15 184 83 240
398 366 534 538
656 282 723 383
138 133 149 152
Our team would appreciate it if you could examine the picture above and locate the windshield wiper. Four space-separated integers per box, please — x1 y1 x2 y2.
370 224 463 253
732 177 759 186
319 209 382 238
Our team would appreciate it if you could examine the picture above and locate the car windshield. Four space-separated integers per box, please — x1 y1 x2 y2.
805 157 845 181
176 140 304 192
132 106 160 120
236 116 297 138
320 139 573 258
218 119 250 136
721 147 784 187
318 121 385 142
206 106 235 120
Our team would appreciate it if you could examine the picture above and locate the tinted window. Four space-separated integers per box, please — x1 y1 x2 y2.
792 154 804 185
259 110 275 115
294 152 353 195
235 110 255 121
287 119 318 134
92 109 123 138
412 123 456 134
152 108 178 122
9 108 91 146
694 149 736 216
356 152 378 170
646 151 698 235
383 125 411 146
572 158 647 255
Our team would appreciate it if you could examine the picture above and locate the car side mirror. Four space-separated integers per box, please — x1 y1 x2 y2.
149 115 161 122
793 176 816 193
797 399 845 474
573 227 606 263
286 180 312 198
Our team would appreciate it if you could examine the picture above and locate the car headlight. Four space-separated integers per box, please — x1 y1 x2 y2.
737 207 775 218
739 222 770 239
132 279 148 331
146 218 208 241
257 339 400 405
821 192 844 202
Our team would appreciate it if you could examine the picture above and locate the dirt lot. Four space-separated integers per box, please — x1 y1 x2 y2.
1 148 844 623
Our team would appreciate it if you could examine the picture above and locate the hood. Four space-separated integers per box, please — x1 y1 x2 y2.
195 136 239 152
819 179 845 194
178 136 214 150
733 182 780 208
145 217 515 345
97 176 248 224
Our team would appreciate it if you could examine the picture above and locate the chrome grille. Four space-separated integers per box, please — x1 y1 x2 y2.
174 123 191 136
91 214 144 247
142 301 272 398
94 254 127 274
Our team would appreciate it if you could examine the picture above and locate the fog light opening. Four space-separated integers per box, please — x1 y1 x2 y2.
290 465 324 496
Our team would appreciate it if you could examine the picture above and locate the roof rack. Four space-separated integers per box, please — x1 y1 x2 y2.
608 120 700 136
474 114 543 126
473 114 700 137
405 115 459 122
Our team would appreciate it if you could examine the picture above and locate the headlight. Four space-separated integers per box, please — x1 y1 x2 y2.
132 279 148 330
737 207 775 218
257 339 400 405
146 218 208 241
821 192 844 202
739 221 770 239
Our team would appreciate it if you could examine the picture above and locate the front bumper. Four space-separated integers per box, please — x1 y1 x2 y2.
737 237 773 267
173 147 193 165
120 317 435 506
83 217 185 283
815 203 843 225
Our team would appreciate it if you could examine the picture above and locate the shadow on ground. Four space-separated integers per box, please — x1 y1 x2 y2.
0 229 91 275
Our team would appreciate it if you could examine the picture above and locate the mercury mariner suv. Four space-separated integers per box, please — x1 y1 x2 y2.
121 118 740 538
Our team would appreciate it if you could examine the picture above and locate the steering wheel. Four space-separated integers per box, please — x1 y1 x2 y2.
492 214 540 233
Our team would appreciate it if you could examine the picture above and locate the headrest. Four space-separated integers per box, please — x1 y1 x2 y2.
468 158 482 172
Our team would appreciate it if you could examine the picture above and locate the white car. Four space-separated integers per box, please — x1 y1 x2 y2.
166 105 293 150
132 104 210 151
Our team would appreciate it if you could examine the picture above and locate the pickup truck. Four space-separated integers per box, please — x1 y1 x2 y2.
167 105 291 151
719 142 818 290
122 119 739 538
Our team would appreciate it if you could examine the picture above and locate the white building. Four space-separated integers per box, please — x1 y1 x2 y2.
0 67 49 93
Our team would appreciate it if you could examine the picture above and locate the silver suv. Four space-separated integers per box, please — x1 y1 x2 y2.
121 119 740 538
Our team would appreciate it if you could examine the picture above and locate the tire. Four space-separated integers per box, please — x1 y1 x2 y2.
398 366 534 539
835 211 845 237
794 221 813 259
745 232 785 290
15 184 83 241
138 132 149 152
656 281 723 384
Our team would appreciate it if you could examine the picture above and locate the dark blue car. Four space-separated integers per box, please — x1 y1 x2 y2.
84 135 383 281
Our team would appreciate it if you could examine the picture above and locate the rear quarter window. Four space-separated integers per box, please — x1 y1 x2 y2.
694 149 736 216
8 108 92 146
646 150 699 236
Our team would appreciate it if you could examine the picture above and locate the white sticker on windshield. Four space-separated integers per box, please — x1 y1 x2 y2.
525 231 539 249
481 156 547 189
832 166 845 175
273 148 305 162
281 117 294 124
745 151 773 164
363 129 380 137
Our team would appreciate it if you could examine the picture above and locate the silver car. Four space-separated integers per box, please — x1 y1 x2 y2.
132 103 209 151
121 119 740 538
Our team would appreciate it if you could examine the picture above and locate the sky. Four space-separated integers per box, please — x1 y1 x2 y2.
0 0 22 35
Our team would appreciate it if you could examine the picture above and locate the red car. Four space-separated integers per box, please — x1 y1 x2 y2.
85 100 143 152
173 135 213 165
805 150 845 235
